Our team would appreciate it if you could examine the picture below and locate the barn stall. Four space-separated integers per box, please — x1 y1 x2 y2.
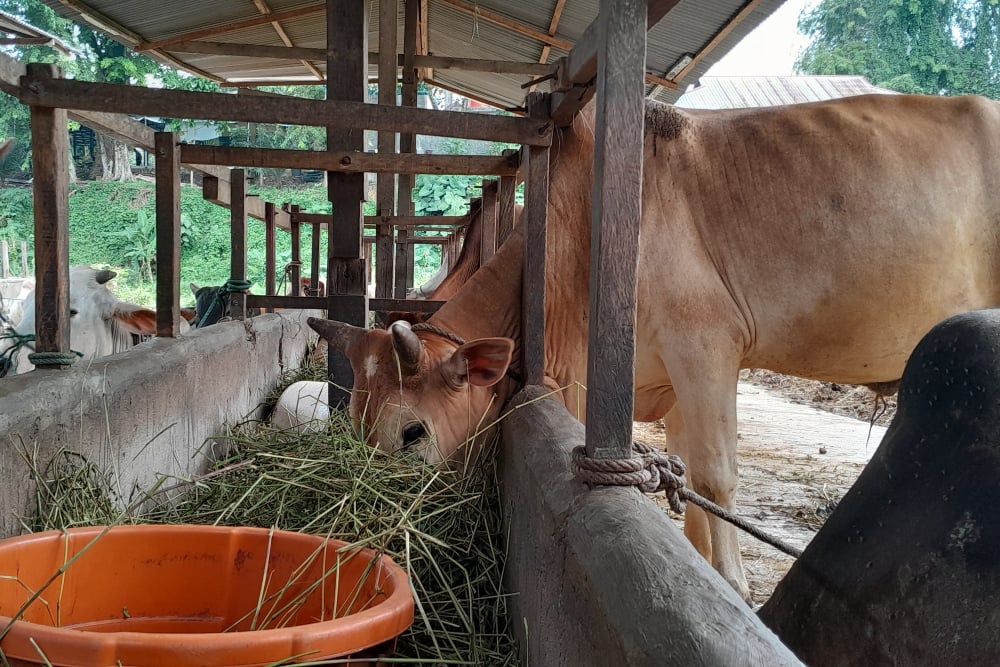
0 0 834 664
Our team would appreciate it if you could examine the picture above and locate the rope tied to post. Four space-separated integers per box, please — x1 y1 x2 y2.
198 278 253 329
572 441 688 513
573 440 804 559
0 331 83 376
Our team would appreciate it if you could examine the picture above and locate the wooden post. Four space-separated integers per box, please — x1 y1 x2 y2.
28 63 70 367
289 204 301 296
375 0 398 300
394 227 409 297
522 93 550 385
265 201 276 310
1 240 9 279
585 0 647 461
481 180 498 264
327 0 369 405
20 241 28 277
229 168 248 320
498 166 517 246
395 0 419 298
311 221 321 293
154 131 182 337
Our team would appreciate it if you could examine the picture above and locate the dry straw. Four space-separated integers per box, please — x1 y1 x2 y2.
19 365 519 666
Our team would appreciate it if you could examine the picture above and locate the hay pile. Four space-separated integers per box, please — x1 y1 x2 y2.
25 408 519 665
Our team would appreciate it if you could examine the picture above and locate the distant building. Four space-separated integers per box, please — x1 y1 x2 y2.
677 75 898 110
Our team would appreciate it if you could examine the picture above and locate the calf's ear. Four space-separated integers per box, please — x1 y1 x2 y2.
442 337 514 388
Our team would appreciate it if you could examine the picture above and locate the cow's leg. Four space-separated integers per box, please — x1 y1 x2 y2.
666 343 748 599
664 404 712 560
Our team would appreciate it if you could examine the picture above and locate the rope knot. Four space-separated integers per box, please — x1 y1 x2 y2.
572 441 688 513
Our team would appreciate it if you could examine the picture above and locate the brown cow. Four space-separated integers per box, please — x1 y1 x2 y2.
309 94 1000 599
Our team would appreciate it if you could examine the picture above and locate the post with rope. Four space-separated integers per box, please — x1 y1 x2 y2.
28 63 72 370
229 168 248 320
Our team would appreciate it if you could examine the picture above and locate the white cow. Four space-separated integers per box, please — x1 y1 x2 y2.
1 266 184 375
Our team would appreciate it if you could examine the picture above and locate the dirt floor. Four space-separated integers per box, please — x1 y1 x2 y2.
634 370 895 607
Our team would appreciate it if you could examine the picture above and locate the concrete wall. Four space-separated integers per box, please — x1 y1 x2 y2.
0 312 317 537
501 386 802 667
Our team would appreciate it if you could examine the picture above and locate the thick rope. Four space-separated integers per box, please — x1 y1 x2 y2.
573 440 804 559
27 350 82 368
198 278 253 329
0 331 84 374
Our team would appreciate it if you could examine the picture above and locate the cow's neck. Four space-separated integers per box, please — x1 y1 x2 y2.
427 223 526 383
426 109 598 411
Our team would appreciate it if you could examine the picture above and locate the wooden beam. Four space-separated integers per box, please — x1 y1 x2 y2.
229 169 248 320
481 180 498 264
201 176 291 226
254 0 324 80
181 144 518 175
28 63 70 367
285 212 466 231
327 0 368 406
18 76 552 146
532 0 568 92
166 41 555 76
585 0 647 461
550 0 681 126
436 0 574 50
136 5 326 51
289 205 302 296
53 0 223 82
498 172 517 246
265 202 277 301
666 0 764 86
522 93 550 385
155 132 182 337
311 221 322 293
397 0 419 299
375 0 398 300
247 294 443 313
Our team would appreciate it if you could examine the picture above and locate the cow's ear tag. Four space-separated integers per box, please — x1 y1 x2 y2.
444 338 514 388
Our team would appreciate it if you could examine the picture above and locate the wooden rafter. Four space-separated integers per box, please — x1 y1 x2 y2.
424 77 524 114
668 0 763 85
166 41 554 76
436 0 573 50
419 0 430 78
135 4 325 52
253 0 324 80
531 0 567 92
54 0 222 82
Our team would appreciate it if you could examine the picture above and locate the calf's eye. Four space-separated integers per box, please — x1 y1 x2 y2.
69 309 79 317
402 423 427 450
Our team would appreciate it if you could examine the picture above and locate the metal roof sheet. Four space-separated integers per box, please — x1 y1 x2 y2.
34 0 786 109
677 75 900 109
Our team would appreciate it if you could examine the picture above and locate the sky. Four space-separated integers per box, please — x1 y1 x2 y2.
706 0 818 76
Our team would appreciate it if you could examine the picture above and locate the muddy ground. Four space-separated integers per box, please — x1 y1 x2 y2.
634 370 895 607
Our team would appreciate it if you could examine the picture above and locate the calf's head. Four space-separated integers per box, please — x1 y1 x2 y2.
308 317 513 465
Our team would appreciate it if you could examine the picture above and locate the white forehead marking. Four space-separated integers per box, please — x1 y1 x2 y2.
364 354 378 379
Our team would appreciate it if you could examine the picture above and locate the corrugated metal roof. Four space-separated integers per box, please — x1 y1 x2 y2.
677 76 900 109
34 0 787 110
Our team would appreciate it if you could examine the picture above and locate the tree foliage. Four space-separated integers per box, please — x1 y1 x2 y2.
797 0 1000 97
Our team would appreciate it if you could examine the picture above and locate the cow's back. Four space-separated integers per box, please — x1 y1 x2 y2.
638 94 1000 388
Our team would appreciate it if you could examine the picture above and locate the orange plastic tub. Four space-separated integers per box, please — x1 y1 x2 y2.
0 525 414 666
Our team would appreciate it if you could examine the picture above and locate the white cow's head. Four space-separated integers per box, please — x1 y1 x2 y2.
8 266 159 373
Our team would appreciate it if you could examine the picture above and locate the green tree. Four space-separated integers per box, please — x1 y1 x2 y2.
797 0 1000 97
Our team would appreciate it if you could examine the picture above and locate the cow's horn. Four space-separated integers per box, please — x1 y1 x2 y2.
390 320 422 373
308 317 366 354
95 269 117 284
